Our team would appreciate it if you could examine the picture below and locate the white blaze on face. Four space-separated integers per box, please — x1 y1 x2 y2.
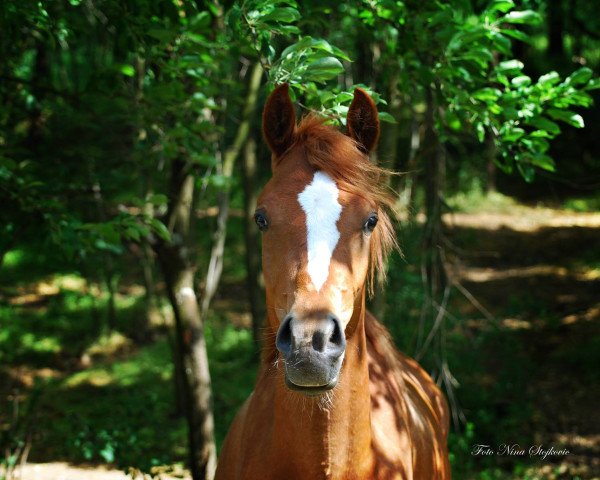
297 171 342 292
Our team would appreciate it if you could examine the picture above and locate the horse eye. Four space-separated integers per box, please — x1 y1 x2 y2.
254 212 269 231
364 214 378 233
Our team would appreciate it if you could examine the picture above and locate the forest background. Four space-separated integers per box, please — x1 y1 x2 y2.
1 0 599 479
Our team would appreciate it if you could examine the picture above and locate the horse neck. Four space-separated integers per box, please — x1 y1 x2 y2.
263 291 374 475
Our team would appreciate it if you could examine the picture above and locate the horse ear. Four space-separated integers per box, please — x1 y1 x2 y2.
263 83 296 159
347 88 380 154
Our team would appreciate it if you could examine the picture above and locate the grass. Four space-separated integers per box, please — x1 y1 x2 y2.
32 340 187 470
562 194 600 213
447 189 518 214
0 283 148 366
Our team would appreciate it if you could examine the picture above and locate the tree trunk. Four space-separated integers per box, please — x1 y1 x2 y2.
370 80 400 319
162 259 216 480
156 164 217 480
485 130 497 193
200 61 263 319
422 88 446 297
242 135 266 344
398 113 421 218
417 87 448 357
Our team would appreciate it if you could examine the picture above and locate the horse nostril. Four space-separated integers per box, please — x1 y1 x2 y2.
275 315 293 357
327 314 346 357
312 330 326 353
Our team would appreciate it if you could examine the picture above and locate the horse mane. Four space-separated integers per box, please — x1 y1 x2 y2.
293 115 398 296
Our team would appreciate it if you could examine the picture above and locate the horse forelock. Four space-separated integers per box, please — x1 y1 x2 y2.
291 115 399 295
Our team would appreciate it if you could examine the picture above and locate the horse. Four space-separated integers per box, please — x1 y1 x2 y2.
215 84 451 479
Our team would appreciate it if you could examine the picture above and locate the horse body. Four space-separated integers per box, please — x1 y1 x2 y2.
215 85 450 479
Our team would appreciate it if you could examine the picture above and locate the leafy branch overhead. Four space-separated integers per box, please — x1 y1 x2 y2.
230 0 390 124
427 0 597 181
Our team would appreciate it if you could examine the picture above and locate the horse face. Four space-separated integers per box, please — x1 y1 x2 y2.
258 85 381 395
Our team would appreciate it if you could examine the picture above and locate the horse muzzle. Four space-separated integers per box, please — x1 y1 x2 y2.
275 313 346 395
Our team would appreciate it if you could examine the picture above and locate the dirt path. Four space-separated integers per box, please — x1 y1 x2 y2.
17 462 130 480
15 462 190 480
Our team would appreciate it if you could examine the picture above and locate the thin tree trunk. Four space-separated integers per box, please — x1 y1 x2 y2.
242 134 266 344
200 62 263 318
370 80 400 319
399 113 421 218
422 88 446 295
417 87 447 352
485 130 497 193
156 163 217 480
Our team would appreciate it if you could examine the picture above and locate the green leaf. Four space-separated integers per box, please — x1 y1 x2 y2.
511 75 531 87
310 39 351 62
99 445 115 463
303 57 344 82
119 64 135 77
488 0 515 13
280 36 313 59
566 67 593 86
489 31 512 55
445 110 462 131
496 59 524 74
260 7 300 24
529 130 552 138
584 78 600 91
516 160 535 182
209 174 230 188
501 127 525 142
147 193 168 206
538 71 561 86
501 10 542 25
94 239 123 255
190 11 211 32
472 87 502 102
150 219 170 242
547 109 585 128
125 227 141 242
500 28 530 42
146 28 178 43
526 116 560 135
378 112 397 124
476 123 486 143
568 91 594 108
526 153 556 172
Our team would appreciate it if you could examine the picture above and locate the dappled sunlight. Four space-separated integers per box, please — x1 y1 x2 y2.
501 318 532 330
18 461 191 480
64 341 172 389
455 264 574 282
443 209 600 232
561 304 600 325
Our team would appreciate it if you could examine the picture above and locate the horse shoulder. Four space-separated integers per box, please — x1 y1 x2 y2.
399 352 451 478
365 313 451 479
216 376 283 480
215 393 252 480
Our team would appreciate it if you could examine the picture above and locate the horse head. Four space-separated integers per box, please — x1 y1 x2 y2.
257 84 395 395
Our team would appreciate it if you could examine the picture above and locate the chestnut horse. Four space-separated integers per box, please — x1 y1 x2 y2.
215 85 451 479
